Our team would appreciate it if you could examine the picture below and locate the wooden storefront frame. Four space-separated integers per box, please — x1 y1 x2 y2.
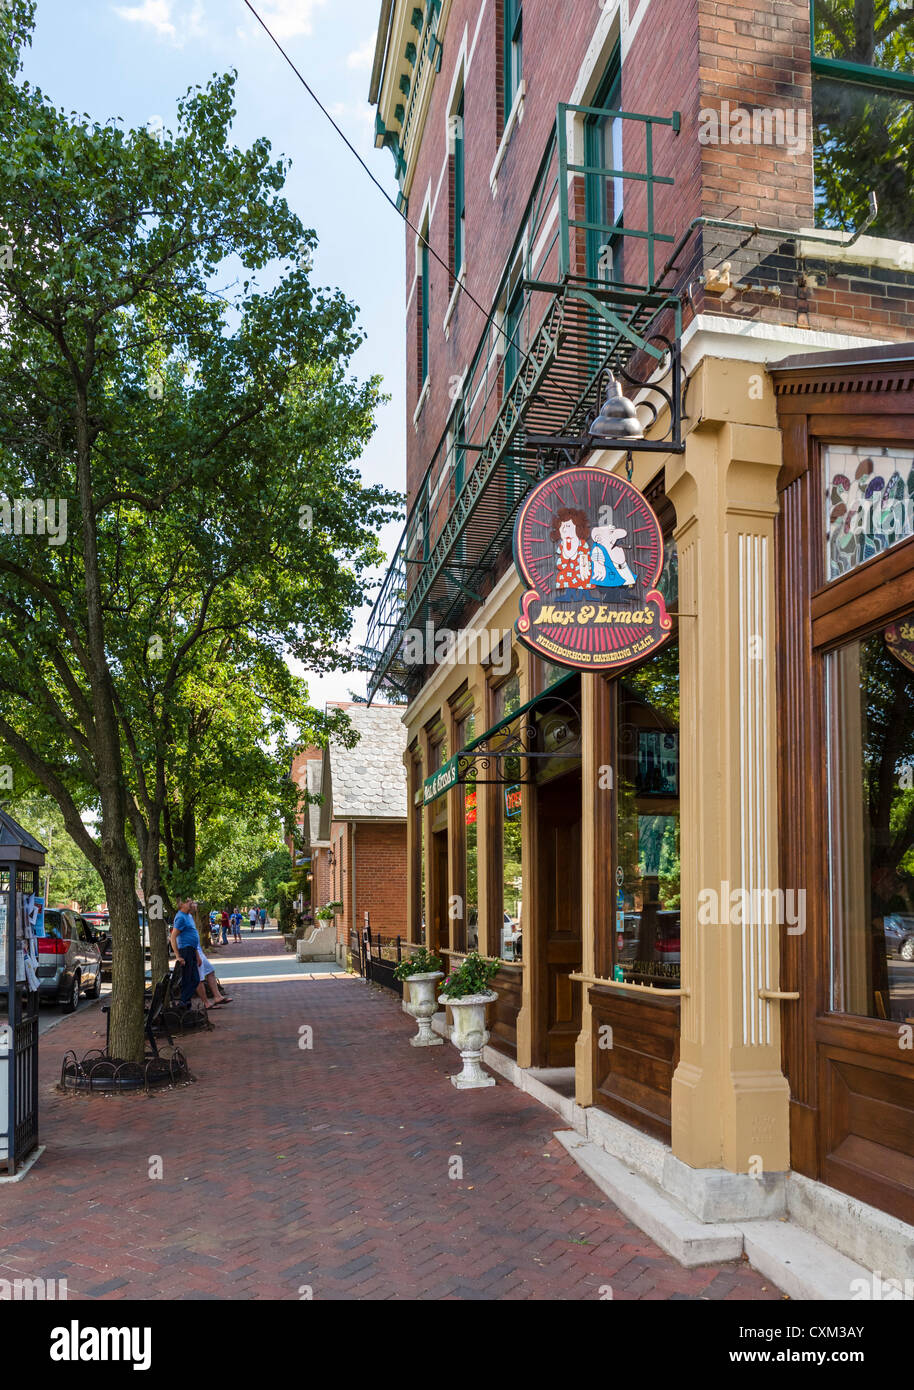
773 350 914 1224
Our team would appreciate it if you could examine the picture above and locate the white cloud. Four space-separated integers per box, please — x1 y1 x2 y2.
114 0 176 39
255 0 327 40
113 0 205 46
347 36 375 71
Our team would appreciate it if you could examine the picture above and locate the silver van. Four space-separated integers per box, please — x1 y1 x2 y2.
36 908 103 1011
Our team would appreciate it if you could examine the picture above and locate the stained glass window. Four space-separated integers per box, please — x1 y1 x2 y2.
825 443 914 580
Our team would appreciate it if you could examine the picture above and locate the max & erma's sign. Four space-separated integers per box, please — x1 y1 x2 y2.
513 467 672 671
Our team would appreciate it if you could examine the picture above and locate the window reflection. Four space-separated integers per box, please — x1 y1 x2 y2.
813 76 914 241
457 710 478 951
828 624 914 1021
615 642 681 986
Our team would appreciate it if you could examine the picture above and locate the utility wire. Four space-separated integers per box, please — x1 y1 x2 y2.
241 0 573 403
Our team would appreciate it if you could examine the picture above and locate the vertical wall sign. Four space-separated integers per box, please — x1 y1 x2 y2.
513 467 672 670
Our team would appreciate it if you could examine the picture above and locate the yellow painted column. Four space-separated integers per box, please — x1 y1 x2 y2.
515 645 535 1068
666 359 791 1175
574 673 610 1106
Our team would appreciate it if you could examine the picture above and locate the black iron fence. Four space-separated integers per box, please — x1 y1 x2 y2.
350 926 417 998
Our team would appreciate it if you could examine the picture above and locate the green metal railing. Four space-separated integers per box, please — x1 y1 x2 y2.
557 102 680 289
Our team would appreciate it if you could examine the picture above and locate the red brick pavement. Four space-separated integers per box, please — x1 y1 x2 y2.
0 932 784 1301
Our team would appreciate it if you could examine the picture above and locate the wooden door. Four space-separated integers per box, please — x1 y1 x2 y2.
536 771 583 1066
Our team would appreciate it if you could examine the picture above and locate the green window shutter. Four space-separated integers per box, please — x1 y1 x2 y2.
421 238 430 384
503 0 523 124
453 94 465 274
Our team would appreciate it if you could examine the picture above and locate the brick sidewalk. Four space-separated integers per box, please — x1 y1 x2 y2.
0 939 783 1301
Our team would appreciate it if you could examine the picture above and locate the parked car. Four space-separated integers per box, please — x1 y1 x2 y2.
96 908 156 976
884 914 914 961
36 908 102 1011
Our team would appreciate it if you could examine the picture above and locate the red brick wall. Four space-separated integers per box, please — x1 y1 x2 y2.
326 820 408 945
401 0 914 513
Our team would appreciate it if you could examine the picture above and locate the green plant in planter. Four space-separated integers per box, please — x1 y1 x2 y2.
438 951 500 999
315 900 343 921
393 945 443 981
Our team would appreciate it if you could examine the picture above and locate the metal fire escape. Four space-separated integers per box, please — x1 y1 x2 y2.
364 101 684 704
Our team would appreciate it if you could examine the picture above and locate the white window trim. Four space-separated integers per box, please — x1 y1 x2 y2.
489 78 526 195
443 263 467 335
413 374 431 428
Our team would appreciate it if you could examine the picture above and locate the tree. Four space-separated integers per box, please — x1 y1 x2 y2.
3 789 105 909
0 3 400 1058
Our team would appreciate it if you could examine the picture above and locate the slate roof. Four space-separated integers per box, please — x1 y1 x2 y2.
323 703 407 824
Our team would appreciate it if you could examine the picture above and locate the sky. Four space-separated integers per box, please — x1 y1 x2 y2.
18 0 406 710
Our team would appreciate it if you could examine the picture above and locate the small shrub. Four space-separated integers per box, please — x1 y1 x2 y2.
393 945 443 981
438 951 500 1000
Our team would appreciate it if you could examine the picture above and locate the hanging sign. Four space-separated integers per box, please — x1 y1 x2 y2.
513 467 672 671
423 756 459 805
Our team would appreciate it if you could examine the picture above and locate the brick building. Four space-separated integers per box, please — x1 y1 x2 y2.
288 745 322 913
364 0 914 1287
315 703 408 960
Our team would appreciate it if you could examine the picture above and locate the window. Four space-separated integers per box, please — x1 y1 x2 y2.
825 443 914 580
502 276 524 389
451 92 465 278
503 0 523 126
492 667 521 723
456 708 477 950
613 641 681 988
827 623 914 1021
501 269 528 511
585 50 624 286
811 0 914 239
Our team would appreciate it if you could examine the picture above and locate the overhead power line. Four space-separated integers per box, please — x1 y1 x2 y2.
241 0 568 397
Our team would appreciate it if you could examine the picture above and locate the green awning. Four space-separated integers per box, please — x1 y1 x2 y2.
462 671 577 753
422 671 578 804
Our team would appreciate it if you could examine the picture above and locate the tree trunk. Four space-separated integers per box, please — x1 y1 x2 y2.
144 829 171 984
103 848 146 1062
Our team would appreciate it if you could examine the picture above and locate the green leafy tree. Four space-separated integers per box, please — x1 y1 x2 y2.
3 790 105 909
0 4 399 1058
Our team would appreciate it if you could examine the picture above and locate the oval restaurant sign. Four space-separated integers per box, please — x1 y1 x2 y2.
513 467 672 671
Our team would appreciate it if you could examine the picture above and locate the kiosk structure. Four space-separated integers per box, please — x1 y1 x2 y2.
0 809 46 1176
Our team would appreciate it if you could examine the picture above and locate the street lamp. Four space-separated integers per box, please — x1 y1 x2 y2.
588 371 644 442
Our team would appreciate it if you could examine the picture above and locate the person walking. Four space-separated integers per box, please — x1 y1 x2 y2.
231 908 242 943
259 906 267 931
248 905 257 933
220 908 230 945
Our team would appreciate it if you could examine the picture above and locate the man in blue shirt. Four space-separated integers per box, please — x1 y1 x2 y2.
169 897 204 1006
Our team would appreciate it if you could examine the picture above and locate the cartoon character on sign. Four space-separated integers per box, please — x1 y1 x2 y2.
589 523 637 593
551 508 592 597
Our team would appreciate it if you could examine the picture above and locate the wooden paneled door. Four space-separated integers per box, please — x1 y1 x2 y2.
535 770 583 1067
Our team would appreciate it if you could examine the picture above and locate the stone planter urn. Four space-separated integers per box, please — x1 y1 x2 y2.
438 990 498 1088
404 972 444 1046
